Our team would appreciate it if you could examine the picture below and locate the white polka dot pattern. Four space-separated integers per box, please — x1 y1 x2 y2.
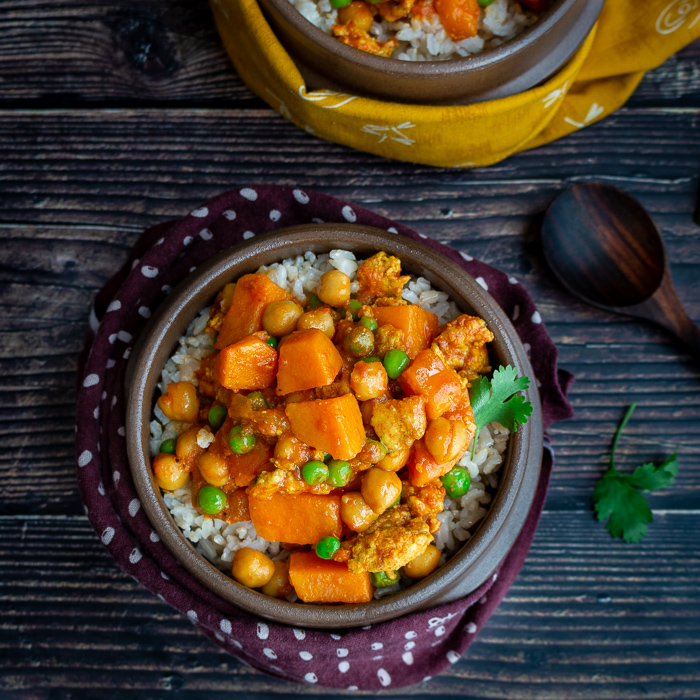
466 622 478 633
78 450 93 467
377 669 391 687
240 187 258 201
128 498 141 517
129 548 142 564
269 209 281 221
141 265 158 278
187 610 198 622
475 276 488 290
293 628 306 640
293 189 309 204
342 205 356 222
242 230 255 240
220 619 232 634
191 207 209 218
299 651 313 661
101 527 115 545
446 650 461 664
106 300 121 312
223 209 237 220
531 310 542 324
263 648 277 659
257 622 269 640
459 251 473 261
83 374 99 388
304 673 318 684
199 228 213 240
338 661 350 673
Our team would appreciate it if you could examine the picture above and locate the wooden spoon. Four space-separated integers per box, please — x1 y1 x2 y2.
541 182 700 358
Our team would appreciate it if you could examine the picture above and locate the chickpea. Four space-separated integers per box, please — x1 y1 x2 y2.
153 453 190 491
340 492 378 532
157 381 199 422
296 307 335 338
361 468 402 514
220 282 236 314
376 443 411 472
344 326 374 358
337 1 374 32
274 434 310 466
360 398 376 425
350 361 388 401
424 417 470 463
260 560 293 598
316 269 351 307
263 300 304 337
403 544 441 579
176 425 207 466
231 547 276 588
195 451 229 487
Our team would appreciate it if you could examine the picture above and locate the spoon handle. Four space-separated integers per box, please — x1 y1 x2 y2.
645 277 700 359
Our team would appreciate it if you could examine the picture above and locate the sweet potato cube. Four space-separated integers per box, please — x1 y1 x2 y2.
285 394 366 460
407 438 463 487
276 329 343 395
216 273 292 349
289 551 373 604
398 349 463 421
372 304 439 358
213 333 278 391
248 492 342 545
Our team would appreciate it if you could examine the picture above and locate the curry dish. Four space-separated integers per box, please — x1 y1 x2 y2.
152 252 495 603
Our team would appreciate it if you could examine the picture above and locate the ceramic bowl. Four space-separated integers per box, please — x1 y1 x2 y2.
255 0 604 104
126 224 543 628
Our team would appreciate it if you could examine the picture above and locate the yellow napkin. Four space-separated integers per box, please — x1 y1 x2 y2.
211 0 700 167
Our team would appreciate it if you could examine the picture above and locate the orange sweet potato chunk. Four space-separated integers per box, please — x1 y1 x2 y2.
248 492 342 544
289 550 373 604
398 349 462 421
276 329 343 395
285 394 365 460
213 333 278 391
216 273 292 349
407 438 463 487
372 304 439 358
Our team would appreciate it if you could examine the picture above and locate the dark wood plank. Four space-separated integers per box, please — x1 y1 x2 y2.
0 0 697 108
1 108 699 515
1 511 698 699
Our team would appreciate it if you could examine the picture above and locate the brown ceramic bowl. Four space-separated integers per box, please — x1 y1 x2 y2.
126 224 543 628
255 0 604 104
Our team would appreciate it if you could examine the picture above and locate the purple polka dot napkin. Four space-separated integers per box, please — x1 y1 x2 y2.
75 186 574 690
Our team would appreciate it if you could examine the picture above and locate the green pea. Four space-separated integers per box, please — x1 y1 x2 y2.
370 571 400 588
364 439 388 463
229 425 256 454
247 391 267 410
266 336 278 350
315 536 341 559
159 438 177 454
359 316 378 331
197 485 227 515
383 349 410 379
344 326 374 357
323 453 333 463
477 0 495 5
348 299 362 311
362 356 382 363
208 404 227 430
441 466 471 499
302 460 328 485
308 293 323 308
327 460 352 487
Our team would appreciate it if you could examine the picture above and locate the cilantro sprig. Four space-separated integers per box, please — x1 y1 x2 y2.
592 403 679 543
468 365 533 457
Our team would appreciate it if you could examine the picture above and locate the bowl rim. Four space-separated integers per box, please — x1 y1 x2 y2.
126 224 543 628
261 0 580 75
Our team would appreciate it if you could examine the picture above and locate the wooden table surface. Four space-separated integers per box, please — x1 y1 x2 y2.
1 2 699 698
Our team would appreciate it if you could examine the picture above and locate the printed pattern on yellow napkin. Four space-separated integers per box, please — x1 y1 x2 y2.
211 0 700 167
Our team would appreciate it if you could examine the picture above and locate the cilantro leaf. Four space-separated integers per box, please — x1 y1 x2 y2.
469 366 532 457
591 404 679 543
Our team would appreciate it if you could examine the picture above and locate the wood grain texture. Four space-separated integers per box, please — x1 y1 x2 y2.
0 2 699 697
1 511 698 700
0 0 697 107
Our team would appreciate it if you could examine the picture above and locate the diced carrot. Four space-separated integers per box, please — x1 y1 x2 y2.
289 550 373 603
213 332 278 391
411 0 436 19
248 492 343 544
407 438 463 487
276 329 343 395
434 0 480 40
398 349 462 421
443 387 476 430
216 273 292 349
372 305 439 358
285 394 366 460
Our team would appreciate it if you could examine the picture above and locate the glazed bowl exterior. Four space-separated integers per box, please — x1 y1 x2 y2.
126 224 543 628
254 0 604 104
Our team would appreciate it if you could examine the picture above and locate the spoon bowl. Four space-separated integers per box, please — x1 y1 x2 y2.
542 183 700 357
